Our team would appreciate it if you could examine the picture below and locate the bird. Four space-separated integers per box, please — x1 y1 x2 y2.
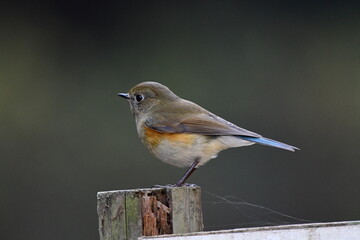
118 81 299 186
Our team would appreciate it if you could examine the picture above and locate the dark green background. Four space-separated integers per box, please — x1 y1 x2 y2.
1 1 360 239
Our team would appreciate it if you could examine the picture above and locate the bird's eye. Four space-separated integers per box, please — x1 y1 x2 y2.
135 94 144 102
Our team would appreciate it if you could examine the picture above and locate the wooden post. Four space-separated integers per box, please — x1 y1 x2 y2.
97 185 203 240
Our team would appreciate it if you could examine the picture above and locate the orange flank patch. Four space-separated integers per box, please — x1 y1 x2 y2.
144 126 197 149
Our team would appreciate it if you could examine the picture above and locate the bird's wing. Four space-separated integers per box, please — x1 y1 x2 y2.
145 112 261 137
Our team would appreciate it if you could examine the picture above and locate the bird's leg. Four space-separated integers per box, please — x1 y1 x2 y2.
175 158 200 187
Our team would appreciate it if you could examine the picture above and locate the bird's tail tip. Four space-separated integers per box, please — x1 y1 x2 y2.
240 136 300 152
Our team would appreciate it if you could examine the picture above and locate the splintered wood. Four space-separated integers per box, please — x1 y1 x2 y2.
97 185 203 240
141 192 171 236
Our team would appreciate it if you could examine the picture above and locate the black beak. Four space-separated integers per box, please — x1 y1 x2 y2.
118 93 130 99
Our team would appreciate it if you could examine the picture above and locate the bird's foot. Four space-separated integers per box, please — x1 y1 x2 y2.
151 183 197 188
151 184 176 188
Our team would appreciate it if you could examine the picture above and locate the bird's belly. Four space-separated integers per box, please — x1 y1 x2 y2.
142 126 228 168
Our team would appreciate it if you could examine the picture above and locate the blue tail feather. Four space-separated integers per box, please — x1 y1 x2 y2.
239 136 299 152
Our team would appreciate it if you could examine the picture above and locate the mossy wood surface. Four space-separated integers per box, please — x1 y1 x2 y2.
97 185 203 240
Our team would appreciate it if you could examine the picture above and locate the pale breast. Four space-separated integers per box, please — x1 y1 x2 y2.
141 125 229 168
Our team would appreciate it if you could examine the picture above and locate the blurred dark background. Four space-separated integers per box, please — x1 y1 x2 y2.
1 1 360 239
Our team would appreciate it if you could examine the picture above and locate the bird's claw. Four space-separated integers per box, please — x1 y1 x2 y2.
151 183 197 188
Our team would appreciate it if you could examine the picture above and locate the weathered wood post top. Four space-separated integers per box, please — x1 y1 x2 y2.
97 185 203 240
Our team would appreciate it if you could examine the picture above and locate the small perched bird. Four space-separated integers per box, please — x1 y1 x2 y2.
118 82 299 186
